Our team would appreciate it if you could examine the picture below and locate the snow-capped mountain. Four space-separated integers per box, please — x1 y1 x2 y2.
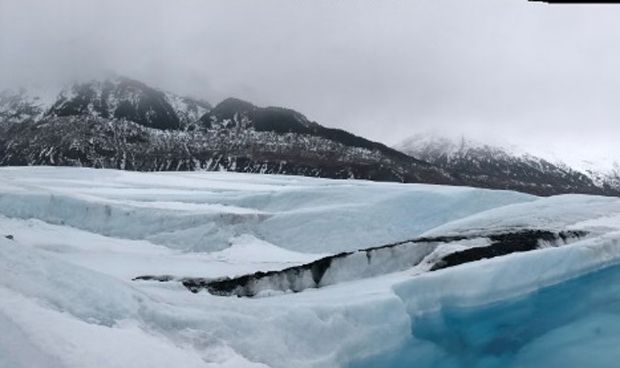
0 88 50 123
0 77 211 130
47 77 211 129
395 133 619 196
0 78 456 186
545 153 620 192
1 76 619 197
582 161 620 190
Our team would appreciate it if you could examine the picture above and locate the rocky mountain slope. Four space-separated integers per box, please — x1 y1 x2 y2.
0 88 49 124
0 115 447 183
1 77 618 196
396 134 619 196
0 79 454 185
47 77 211 129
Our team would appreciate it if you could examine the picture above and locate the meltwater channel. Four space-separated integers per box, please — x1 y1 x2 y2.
350 263 620 368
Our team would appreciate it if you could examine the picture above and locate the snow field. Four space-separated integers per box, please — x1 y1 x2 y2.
2 167 620 367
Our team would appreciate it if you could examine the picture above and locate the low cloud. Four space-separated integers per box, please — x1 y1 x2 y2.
1 0 619 159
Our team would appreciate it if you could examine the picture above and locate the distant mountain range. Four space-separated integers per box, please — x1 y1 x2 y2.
0 76 618 197
395 134 620 196
0 77 453 185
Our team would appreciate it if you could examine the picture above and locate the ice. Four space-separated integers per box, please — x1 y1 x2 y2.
0 167 534 252
2 167 620 367
0 216 318 280
422 194 620 238
351 252 620 368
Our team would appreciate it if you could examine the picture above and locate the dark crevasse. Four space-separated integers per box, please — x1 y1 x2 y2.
349 263 620 368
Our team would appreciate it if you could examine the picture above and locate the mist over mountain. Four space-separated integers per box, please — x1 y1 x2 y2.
396 133 620 195
1 76 618 197
5 2 620 367
0 77 455 185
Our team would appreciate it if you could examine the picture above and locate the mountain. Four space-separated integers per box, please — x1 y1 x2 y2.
201 98 413 156
46 77 211 130
0 115 453 184
193 97 452 182
555 156 620 192
0 88 50 123
395 133 619 196
0 77 212 130
1 76 618 197
0 79 455 185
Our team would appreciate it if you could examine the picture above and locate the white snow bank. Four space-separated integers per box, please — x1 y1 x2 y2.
0 215 319 280
213 234 322 264
0 238 142 326
393 231 620 315
0 236 410 368
0 167 534 253
423 194 620 238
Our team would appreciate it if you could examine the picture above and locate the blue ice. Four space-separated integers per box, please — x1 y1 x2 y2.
350 263 620 368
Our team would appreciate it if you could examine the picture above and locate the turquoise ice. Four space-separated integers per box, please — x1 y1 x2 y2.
351 263 620 368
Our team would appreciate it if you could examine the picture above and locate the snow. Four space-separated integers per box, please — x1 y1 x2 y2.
422 194 620 238
0 87 58 123
396 132 620 191
164 91 211 126
395 132 531 162
0 167 534 253
2 167 620 367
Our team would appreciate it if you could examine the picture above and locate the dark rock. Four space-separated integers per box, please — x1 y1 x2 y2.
173 229 588 298
429 230 587 271
0 116 455 185
132 275 175 282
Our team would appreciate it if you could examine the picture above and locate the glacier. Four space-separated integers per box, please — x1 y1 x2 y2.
2 167 620 368
351 262 620 368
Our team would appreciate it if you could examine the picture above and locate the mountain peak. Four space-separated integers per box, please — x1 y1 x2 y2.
0 88 52 124
395 132 618 196
395 133 526 160
210 98 256 119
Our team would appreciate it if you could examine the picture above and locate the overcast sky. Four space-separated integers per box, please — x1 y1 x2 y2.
1 0 620 161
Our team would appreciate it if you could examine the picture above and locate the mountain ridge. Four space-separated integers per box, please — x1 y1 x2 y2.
1 76 618 197
396 133 620 195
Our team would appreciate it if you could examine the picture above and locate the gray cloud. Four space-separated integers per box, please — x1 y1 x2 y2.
1 0 620 159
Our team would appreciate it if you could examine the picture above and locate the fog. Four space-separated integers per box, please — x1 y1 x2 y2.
1 0 620 159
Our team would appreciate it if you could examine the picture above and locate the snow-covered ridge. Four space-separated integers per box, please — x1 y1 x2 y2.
0 114 457 187
0 76 212 129
1 77 462 190
0 88 54 123
396 132 620 195
547 152 620 189
47 77 212 130
396 133 528 161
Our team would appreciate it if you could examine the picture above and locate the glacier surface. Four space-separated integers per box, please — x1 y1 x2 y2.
2 167 620 368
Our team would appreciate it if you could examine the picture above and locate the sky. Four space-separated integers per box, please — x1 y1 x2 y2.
1 0 620 161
